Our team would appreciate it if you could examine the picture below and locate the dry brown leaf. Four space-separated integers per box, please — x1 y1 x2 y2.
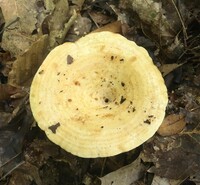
8 35 49 87
157 114 186 136
92 21 122 34
0 1 18 25
159 63 185 77
89 11 113 26
100 157 145 185
0 0 37 34
0 84 21 101
0 0 38 56
2 31 38 57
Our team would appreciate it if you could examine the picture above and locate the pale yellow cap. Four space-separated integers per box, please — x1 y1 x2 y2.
30 31 168 158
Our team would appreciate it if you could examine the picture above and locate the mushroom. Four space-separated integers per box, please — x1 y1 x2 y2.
30 31 168 158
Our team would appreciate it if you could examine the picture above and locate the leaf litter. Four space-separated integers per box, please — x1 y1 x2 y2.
0 0 38 56
0 0 200 184
100 157 145 185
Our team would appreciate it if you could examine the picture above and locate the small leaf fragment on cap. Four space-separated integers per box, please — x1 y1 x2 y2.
67 55 74 64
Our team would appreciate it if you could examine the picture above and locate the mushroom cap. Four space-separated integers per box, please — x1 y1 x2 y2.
30 31 168 158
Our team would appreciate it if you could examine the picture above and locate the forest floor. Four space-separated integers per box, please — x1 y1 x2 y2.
0 0 200 185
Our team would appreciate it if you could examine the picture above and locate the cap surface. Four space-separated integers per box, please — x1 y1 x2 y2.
30 31 168 158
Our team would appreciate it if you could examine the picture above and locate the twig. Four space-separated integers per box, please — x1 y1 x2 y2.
57 10 78 45
88 12 99 28
177 33 200 61
0 152 24 180
171 0 188 47
0 17 20 34
190 106 200 112
100 158 107 177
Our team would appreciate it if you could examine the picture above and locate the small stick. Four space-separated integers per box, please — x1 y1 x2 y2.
0 17 20 34
171 0 188 47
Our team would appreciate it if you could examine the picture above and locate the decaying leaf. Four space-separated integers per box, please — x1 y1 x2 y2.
72 0 85 9
100 157 145 185
0 1 18 27
0 51 13 84
92 21 122 34
0 96 27 128
151 175 183 185
142 132 200 179
159 63 185 77
0 0 38 56
0 7 4 29
44 0 56 12
0 107 33 180
82 174 101 185
48 0 69 31
89 11 113 26
48 0 71 47
148 147 200 180
109 4 129 24
157 114 186 136
69 14 92 36
2 30 38 57
0 84 21 101
8 162 43 185
0 0 37 34
190 171 200 184
25 139 59 167
0 112 12 128
8 35 49 87
120 0 188 59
